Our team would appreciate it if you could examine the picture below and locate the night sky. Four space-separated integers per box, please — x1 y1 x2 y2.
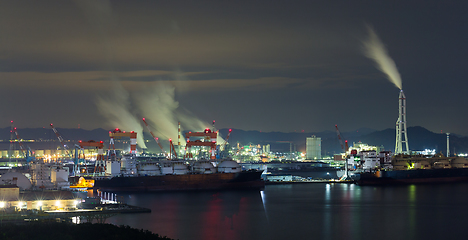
1 0 467 141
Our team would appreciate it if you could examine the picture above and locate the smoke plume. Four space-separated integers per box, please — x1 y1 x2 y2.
363 26 402 89
134 81 209 144
96 81 147 149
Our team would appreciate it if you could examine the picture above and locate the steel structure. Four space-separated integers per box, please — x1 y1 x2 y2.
142 118 166 154
78 140 105 176
50 123 73 159
184 128 218 160
395 90 409 154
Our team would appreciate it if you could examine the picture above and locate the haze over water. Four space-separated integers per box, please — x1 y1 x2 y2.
105 183 468 240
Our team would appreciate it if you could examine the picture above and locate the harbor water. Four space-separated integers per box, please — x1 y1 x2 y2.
105 183 468 240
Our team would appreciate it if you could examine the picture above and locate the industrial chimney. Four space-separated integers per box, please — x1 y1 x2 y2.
395 90 409 154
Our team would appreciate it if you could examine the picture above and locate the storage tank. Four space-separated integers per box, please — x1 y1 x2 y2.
160 162 174 175
451 157 468 168
137 163 161 176
419 160 431 169
0 172 32 190
173 163 189 175
193 161 216 174
217 160 241 173
393 160 409 170
433 160 451 169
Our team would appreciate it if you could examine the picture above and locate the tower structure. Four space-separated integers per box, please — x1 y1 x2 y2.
395 90 409 154
446 133 450 157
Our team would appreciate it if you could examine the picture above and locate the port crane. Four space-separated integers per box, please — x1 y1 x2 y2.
169 138 178 160
335 124 351 181
78 140 105 176
184 128 218 160
216 129 232 159
12 126 35 163
50 123 73 161
142 118 166 154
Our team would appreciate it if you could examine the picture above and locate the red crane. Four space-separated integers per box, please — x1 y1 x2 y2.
169 138 178 160
12 127 26 157
142 118 166 153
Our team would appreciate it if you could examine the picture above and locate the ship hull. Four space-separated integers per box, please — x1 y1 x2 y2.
357 168 468 185
94 170 265 191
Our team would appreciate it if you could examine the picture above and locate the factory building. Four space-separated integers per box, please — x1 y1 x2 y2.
0 185 81 211
306 135 321 160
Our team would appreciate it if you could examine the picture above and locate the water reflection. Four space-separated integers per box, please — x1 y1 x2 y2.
106 190 266 240
102 183 468 240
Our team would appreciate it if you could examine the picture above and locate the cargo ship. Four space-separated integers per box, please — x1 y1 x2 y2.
356 154 468 185
94 167 264 192
93 127 264 191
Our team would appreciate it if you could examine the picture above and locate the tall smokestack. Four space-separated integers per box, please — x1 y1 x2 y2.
446 133 450 157
178 122 181 157
395 90 409 154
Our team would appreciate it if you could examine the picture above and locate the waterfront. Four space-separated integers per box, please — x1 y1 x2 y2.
105 183 468 240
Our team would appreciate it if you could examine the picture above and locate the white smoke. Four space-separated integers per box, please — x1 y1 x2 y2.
134 81 210 144
363 25 402 89
96 82 147 149
134 82 179 140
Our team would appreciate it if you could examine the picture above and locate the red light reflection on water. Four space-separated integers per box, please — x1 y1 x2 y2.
200 193 249 240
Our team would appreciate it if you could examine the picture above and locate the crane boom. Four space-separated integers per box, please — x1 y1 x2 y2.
50 123 72 158
335 124 345 152
169 138 177 160
222 129 232 150
142 118 166 153
12 127 26 157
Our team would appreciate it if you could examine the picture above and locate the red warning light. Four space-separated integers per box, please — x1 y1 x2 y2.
229 129 232 132
100 141 103 143
142 117 145 121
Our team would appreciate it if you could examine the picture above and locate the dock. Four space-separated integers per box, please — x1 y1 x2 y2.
0 203 151 223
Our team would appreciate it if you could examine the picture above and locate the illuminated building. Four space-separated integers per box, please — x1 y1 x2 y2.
306 135 321 160
0 186 81 211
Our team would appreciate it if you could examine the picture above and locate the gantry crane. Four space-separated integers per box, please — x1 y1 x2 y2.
184 128 218 160
77 140 105 176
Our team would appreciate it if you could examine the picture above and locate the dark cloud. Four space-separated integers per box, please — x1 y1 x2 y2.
0 0 467 136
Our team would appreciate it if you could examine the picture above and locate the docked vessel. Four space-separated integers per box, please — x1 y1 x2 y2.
356 154 468 185
94 166 264 192
93 127 264 192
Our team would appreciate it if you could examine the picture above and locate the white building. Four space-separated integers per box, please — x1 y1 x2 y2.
306 135 321 160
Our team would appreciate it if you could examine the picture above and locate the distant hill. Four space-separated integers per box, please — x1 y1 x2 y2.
1 126 468 156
